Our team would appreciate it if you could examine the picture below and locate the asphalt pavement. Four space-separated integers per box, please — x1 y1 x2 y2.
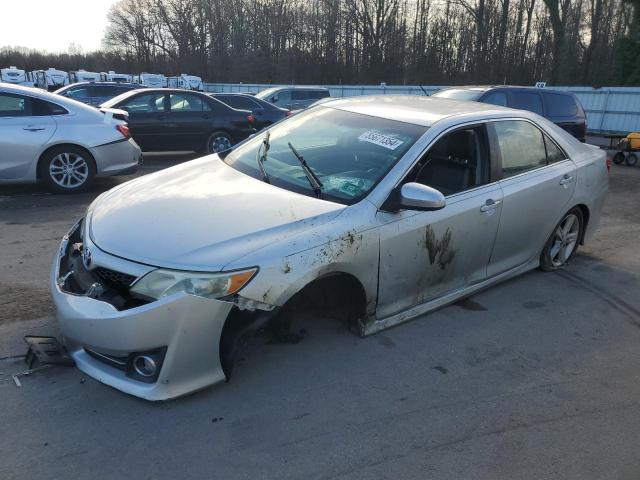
1 153 639 480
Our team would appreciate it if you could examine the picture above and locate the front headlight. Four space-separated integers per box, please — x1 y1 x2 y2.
130 268 257 301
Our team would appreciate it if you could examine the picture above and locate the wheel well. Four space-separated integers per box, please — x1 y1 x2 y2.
280 272 368 331
218 272 368 379
574 204 590 244
36 143 95 179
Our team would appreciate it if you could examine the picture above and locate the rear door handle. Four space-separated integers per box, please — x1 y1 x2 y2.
23 126 45 131
559 175 574 186
480 199 502 212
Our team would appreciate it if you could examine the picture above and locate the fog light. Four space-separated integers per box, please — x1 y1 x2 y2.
132 355 157 377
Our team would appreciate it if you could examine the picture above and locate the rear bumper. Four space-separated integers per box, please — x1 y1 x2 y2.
51 221 233 401
91 138 142 177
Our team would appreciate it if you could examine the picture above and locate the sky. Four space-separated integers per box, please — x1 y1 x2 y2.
0 0 120 53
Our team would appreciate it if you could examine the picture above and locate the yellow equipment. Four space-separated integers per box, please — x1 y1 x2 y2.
613 132 640 166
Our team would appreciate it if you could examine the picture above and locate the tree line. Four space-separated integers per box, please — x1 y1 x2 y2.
2 0 640 86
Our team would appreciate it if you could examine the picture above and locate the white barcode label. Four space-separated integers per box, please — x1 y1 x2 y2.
358 131 404 150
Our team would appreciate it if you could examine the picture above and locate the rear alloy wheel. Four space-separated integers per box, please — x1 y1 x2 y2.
626 153 638 166
540 209 583 271
207 132 234 154
40 146 96 193
612 152 625 165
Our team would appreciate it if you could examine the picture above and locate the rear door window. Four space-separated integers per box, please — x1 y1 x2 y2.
544 93 578 117
169 93 204 112
508 92 544 116
493 120 547 178
120 92 166 113
0 93 30 116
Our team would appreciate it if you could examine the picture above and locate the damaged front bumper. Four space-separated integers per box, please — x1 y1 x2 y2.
51 220 234 401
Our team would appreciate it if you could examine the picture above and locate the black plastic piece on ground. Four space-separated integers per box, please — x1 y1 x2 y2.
24 336 75 369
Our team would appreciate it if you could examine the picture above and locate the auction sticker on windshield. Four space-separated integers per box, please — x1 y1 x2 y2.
358 130 404 150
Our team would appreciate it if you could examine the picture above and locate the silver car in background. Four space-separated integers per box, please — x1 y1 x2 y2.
51 96 608 400
0 83 142 192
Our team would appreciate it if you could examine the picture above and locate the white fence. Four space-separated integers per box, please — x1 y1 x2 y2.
204 82 640 135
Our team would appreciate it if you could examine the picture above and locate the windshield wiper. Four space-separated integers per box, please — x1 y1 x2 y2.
255 131 271 183
287 142 323 198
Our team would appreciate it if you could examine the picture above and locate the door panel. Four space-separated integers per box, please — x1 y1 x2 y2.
487 120 576 276
0 93 56 179
167 93 211 150
118 92 168 151
376 184 503 319
487 161 576 276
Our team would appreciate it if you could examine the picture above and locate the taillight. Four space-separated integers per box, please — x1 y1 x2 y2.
116 124 130 139
606 156 612 173
247 114 255 124
285 110 293 117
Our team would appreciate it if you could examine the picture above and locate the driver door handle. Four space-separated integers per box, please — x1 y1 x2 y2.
23 126 45 131
559 175 574 186
480 199 502 212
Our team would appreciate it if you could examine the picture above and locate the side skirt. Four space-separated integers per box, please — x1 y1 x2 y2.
362 258 539 336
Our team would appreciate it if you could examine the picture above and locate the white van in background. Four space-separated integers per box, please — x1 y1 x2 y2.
69 69 101 83
29 68 70 91
101 71 133 83
0 66 33 86
167 74 203 91
133 72 166 88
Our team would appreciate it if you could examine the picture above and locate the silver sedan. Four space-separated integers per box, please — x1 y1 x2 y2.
51 96 608 400
0 83 141 192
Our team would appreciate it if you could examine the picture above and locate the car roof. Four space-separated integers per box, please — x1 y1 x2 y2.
439 85 574 96
61 82 139 88
319 95 516 127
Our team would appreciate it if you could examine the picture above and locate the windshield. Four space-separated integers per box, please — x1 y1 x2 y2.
223 106 427 205
432 89 485 101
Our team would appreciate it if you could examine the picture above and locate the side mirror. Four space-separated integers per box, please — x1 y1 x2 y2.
271 96 279 103
398 182 446 211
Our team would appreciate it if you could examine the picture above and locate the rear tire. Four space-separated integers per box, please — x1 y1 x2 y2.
612 152 625 165
626 153 638 166
206 131 234 154
39 146 96 193
540 208 583 271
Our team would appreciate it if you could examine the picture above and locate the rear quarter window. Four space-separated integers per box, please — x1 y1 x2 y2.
544 93 578 117
32 99 68 116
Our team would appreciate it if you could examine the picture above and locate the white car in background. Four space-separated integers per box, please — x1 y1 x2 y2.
0 83 142 192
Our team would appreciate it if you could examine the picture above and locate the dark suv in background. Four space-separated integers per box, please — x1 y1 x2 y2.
432 86 587 142
55 82 141 107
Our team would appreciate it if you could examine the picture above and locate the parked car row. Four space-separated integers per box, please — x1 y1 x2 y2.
1 81 591 193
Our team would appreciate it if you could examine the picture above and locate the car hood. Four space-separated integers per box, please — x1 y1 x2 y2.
89 156 346 270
